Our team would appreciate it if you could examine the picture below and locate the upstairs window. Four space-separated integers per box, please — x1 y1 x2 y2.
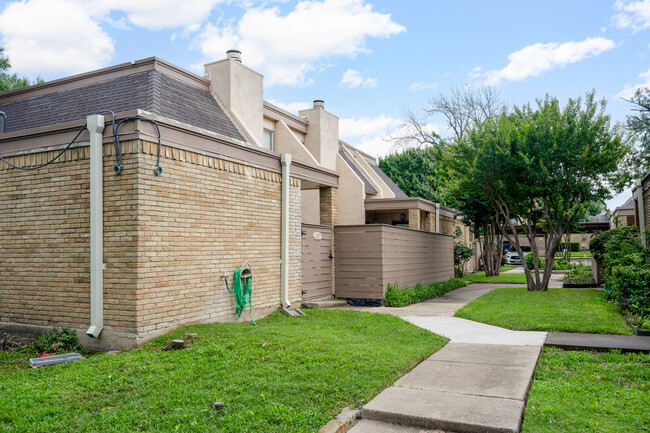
263 129 274 150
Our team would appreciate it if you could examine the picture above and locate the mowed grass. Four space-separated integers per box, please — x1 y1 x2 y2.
455 287 632 334
0 310 446 433
463 271 528 284
523 348 650 432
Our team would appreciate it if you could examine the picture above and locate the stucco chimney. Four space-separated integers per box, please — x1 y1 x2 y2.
299 101 338 171
204 50 263 146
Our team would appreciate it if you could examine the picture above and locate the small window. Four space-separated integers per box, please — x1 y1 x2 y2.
263 129 274 150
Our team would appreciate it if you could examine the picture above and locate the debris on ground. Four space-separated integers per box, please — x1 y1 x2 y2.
0 331 23 351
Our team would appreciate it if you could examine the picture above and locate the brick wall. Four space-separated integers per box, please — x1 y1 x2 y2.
0 139 302 348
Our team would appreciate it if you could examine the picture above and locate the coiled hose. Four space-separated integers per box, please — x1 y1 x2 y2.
224 267 257 326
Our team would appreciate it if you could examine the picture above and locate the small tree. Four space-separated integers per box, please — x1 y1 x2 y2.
453 226 474 277
452 92 630 291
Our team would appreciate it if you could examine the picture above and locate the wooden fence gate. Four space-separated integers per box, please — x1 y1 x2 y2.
301 224 333 301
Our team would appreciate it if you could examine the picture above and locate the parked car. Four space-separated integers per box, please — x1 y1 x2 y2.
503 246 532 265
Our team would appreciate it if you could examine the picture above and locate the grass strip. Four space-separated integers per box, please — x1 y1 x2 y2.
523 348 650 432
464 272 528 284
384 278 467 307
455 287 632 334
0 310 446 433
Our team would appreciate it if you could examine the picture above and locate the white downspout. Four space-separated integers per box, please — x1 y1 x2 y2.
280 153 292 308
435 203 440 234
635 180 646 247
86 114 105 338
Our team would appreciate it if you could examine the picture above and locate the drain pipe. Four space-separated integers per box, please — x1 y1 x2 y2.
435 203 440 233
635 179 646 246
86 114 105 338
281 153 292 308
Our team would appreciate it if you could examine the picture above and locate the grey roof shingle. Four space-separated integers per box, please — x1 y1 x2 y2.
369 163 409 198
0 71 244 142
339 150 377 194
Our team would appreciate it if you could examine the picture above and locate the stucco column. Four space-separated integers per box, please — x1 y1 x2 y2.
320 186 338 226
408 208 420 230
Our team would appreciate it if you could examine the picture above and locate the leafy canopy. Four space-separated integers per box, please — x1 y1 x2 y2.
0 48 39 93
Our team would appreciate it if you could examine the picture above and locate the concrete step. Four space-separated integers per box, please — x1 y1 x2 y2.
303 298 348 309
545 332 650 353
349 418 454 433
361 387 523 433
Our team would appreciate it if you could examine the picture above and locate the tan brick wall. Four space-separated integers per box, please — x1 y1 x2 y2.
644 188 650 231
0 144 139 336
0 139 302 347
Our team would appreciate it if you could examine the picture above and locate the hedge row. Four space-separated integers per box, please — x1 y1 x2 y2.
384 278 467 307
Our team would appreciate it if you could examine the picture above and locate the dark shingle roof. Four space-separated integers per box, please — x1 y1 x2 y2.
369 163 409 198
0 71 244 141
339 150 377 194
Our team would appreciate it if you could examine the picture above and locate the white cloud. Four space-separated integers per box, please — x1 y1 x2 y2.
0 0 114 76
613 0 650 32
339 69 377 88
482 37 615 85
617 67 650 98
0 0 226 76
99 0 224 30
409 81 438 91
266 99 312 114
192 0 405 86
340 114 401 138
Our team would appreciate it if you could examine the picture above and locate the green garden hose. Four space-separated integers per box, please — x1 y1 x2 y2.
225 267 257 326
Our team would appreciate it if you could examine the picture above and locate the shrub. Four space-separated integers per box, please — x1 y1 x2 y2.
525 253 572 271
605 254 650 319
590 226 646 272
453 227 474 278
33 325 81 353
563 264 595 286
525 252 545 270
559 242 580 252
384 278 467 307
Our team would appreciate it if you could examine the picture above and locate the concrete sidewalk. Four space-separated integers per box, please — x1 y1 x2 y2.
346 284 545 433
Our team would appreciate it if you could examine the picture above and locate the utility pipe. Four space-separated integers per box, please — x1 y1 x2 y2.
86 114 105 338
280 153 292 308
435 203 440 234
635 179 647 247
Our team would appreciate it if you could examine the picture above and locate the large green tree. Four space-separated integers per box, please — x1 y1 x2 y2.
450 92 630 291
0 48 37 93
378 146 447 203
624 87 650 175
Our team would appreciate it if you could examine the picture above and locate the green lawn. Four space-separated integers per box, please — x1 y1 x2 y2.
455 287 632 334
554 252 591 258
0 310 446 433
464 271 528 284
523 348 650 432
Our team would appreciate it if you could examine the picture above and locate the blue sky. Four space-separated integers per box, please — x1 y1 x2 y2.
1 0 649 208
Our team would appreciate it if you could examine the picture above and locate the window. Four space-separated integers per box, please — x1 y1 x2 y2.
263 129 274 150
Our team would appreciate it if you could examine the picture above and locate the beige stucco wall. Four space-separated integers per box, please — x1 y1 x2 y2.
302 189 320 224
336 154 365 225
205 58 264 147
353 153 394 198
299 107 339 171
273 120 320 165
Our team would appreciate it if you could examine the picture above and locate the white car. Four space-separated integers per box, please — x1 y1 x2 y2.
503 246 532 265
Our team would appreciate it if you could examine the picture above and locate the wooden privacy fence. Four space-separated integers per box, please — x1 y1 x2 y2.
334 224 453 300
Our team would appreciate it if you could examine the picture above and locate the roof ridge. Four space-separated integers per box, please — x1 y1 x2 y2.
146 70 162 115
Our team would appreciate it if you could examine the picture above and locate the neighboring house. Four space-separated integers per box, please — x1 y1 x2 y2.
611 197 636 228
633 171 650 246
0 51 462 350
